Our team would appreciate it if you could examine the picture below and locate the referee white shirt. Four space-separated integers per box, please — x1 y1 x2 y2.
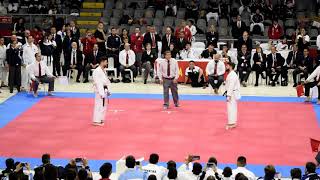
206 60 225 76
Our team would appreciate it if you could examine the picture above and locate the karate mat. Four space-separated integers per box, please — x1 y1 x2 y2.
0 92 319 177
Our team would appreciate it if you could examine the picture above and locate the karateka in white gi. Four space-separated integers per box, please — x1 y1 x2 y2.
225 62 241 130
92 56 111 126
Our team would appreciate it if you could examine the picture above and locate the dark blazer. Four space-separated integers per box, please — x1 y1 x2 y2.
53 33 62 53
62 36 77 53
205 31 219 47
141 50 157 67
65 50 83 66
175 37 188 51
237 37 253 52
170 49 179 59
201 49 217 59
161 34 176 53
266 53 285 69
231 21 247 38
143 32 161 50
296 55 313 73
85 51 103 65
286 51 302 67
6 47 22 66
252 52 266 70
237 51 252 68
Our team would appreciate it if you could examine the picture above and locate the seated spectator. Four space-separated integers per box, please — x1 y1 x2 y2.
178 162 205 180
266 46 286 86
237 31 253 52
188 20 197 40
252 46 267 86
276 38 289 51
204 156 224 178
258 165 276 180
119 43 137 83
162 27 176 54
232 156 256 180
120 37 130 51
302 162 320 180
237 44 252 87
221 45 232 63
223 167 233 180
84 44 103 83
63 30 77 57
286 44 300 71
292 48 312 87
119 155 147 180
180 42 196 59
250 9 264 35
63 42 84 82
201 44 217 59
206 54 225 94
175 21 192 42
29 53 55 97
206 25 219 48
185 60 206 88
165 0 177 16
100 162 113 180
291 168 302 180
231 15 247 40
13 18 25 37
8 0 19 13
141 43 156 84
169 43 180 59
143 26 161 55
176 31 188 52
268 20 283 40
142 153 166 179
297 28 310 52
304 65 320 104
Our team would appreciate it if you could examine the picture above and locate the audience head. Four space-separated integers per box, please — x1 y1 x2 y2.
167 167 178 179
303 48 309 57
0 36 4 45
207 176 216 180
241 45 247 52
189 60 195 68
255 8 260 14
93 43 99 51
27 35 34 44
290 168 302 179
135 27 140 34
300 28 306 36
237 15 241 21
222 45 229 53
185 42 191 50
125 155 136 168
66 29 72 37
192 162 203 175
24 30 31 37
122 28 128 36
208 157 218 165
214 54 221 61
5 158 15 170
223 167 233 177
78 168 88 180
145 43 152 50
237 156 247 167
271 46 277 53
256 46 262 53
50 26 57 34
86 29 93 37
44 164 58 180
149 153 159 164
148 174 157 180
99 56 108 67
71 42 78 50
97 22 104 30
99 162 112 178
35 53 42 62
180 20 187 28
273 19 279 26
243 31 249 40
305 162 316 174
65 169 77 180
169 43 175 50
264 165 276 179
124 43 130 51
167 160 177 169
166 26 172 35
164 50 172 60
179 31 185 38
235 173 249 180
70 20 76 27
42 153 51 164
188 20 194 26
208 44 214 52
150 26 156 33
11 35 18 43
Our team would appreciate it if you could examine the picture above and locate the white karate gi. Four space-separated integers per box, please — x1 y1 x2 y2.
92 66 111 124
225 70 241 125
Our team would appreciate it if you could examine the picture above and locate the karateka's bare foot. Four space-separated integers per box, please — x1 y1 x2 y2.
33 92 38 97
225 124 237 130
214 89 219 94
92 122 104 126
48 91 54 96
305 97 311 102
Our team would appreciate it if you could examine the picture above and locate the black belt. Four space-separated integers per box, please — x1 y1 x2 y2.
103 86 108 107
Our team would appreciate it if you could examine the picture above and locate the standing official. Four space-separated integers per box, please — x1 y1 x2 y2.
92 56 111 126
158 51 180 109
6 41 22 93
22 35 38 90
206 54 226 94
0 37 8 87
225 62 241 130
51 27 63 77
106 27 121 69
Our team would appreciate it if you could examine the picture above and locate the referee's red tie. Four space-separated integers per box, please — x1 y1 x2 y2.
167 60 170 77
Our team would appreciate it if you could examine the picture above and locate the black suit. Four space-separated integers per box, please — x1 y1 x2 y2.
286 51 301 69
52 33 63 76
84 51 103 81
161 34 176 54
237 51 252 83
237 37 253 52
63 49 84 80
252 52 266 85
205 31 219 47
6 47 22 92
231 21 247 39
201 49 217 59
266 53 287 85
175 38 188 51
143 32 161 53
292 55 313 84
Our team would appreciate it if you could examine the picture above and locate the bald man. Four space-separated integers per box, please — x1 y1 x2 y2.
119 43 137 83
206 54 226 94
63 42 84 82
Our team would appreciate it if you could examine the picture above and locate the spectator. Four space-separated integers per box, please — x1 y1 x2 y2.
185 60 206 88
201 44 217 59
130 27 144 74
6 40 22 93
63 30 77 58
206 25 219 48
292 48 312 87
13 18 25 36
206 54 225 94
223 167 233 180
286 44 300 71
0 158 15 178
250 8 264 35
148 174 157 180
175 21 192 42
63 42 83 82
290 168 302 180
239 0 252 15
106 27 121 69
188 20 197 41
8 0 19 13
30 26 43 45
268 20 283 40
237 44 251 87
81 29 97 57
22 35 38 90
99 163 112 180
20 30 31 45
266 46 286 86
297 28 310 52
78 168 93 180
34 153 52 180
231 15 247 39
252 46 266 86
141 43 156 84
179 162 205 180
142 153 166 179
258 165 276 180
186 0 199 20
119 43 137 83
232 156 256 180
161 27 176 54
39 33 56 67
120 28 131 45
69 20 80 40
50 26 63 77
143 26 161 55
165 0 177 16
204 156 224 179
164 167 178 180
84 44 102 83
235 173 250 180
9 162 31 180
180 42 196 59
176 31 188 52
221 45 232 63
94 22 107 54
119 155 147 180
169 43 179 59
237 31 253 52
316 33 320 51
302 162 320 180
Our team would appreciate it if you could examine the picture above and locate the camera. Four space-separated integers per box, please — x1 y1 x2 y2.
21 163 26 167
135 161 141 166
191 155 200 161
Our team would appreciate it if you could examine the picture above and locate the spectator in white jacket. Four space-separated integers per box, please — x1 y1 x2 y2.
232 156 256 180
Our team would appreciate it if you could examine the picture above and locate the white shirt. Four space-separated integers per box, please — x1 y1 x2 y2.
307 66 320 82
29 60 53 80
232 167 256 180
22 43 38 65
178 162 193 172
0 45 6 66
297 34 310 42
204 167 223 179
226 70 241 97
142 163 167 180
317 35 320 50
180 48 196 59
158 58 180 80
189 25 197 36
185 66 201 76
178 171 202 180
119 49 136 66
6 42 22 49
206 60 226 76
93 66 111 98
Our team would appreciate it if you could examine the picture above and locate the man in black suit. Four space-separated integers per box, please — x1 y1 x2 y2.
6 41 22 93
63 42 84 82
200 44 217 59
266 46 286 86
50 26 63 76
143 26 161 55
161 26 176 54
83 44 102 83
175 31 188 52
286 44 300 70
107 27 121 70
292 48 313 87
237 31 252 52
237 44 251 87
252 46 266 86
231 15 247 39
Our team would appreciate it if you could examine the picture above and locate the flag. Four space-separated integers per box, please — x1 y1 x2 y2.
296 84 304 97
310 138 320 152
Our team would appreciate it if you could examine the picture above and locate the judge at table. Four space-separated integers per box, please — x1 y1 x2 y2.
29 53 55 97
201 44 217 59
206 54 225 94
